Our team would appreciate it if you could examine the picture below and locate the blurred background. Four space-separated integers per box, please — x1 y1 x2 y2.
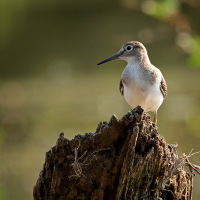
0 0 200 199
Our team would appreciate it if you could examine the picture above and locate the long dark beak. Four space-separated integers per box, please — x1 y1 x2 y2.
97 51 123 65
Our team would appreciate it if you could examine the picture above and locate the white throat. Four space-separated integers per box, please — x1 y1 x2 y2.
121 55 152 84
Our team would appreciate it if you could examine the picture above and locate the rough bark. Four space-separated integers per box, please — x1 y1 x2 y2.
33 106 193 200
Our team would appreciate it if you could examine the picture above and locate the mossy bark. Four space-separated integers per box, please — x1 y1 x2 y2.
33 106 193 200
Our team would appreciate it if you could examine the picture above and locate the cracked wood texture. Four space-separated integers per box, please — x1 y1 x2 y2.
33 106 193 200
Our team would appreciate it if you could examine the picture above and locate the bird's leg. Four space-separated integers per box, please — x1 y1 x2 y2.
153 111 157 123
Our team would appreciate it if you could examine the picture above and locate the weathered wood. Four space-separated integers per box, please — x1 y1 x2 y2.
33 106 193 200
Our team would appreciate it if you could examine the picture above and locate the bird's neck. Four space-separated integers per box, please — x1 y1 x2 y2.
127 53 151 69
122 54 156 84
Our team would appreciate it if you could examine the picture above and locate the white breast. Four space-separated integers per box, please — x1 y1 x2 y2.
122 63 164 112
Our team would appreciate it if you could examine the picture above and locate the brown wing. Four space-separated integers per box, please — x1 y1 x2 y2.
119 79 124 96
160 76 167 98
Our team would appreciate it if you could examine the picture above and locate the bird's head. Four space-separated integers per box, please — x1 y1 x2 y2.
97 41 147 65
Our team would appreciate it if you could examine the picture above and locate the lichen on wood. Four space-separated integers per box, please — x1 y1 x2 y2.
33 106 195 200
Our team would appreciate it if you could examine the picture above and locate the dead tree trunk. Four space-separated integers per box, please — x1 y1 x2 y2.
33 106 193 200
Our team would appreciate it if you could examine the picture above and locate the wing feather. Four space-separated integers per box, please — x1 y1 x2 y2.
160 76 167 98
119 79 124 96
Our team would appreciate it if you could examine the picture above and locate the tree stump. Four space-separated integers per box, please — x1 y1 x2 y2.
33 106 193 200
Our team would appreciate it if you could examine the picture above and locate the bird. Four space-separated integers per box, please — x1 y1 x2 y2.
97 41 167 123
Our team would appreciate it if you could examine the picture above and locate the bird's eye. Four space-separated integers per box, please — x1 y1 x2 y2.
126 45 133 51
